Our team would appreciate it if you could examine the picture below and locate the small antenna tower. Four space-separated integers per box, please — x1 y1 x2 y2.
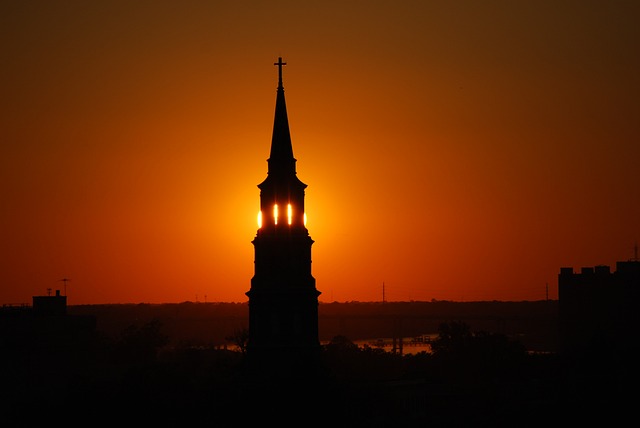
59 277 70 296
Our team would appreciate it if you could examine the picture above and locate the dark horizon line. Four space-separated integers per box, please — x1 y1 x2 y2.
62 298 557 306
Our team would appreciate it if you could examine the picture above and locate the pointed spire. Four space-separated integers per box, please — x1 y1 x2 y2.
268 57 296 175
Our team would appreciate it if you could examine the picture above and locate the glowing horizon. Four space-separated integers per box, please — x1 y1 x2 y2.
1 2 638 305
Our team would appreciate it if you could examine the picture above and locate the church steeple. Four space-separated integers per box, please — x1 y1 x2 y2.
268 57 296 176
246 58 320 370
257 57 308 232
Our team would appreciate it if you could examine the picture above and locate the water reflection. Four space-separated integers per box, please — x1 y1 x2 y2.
352 334 437 355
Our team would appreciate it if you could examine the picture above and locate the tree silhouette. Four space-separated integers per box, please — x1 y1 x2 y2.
115 318 168 366
225 327 249 355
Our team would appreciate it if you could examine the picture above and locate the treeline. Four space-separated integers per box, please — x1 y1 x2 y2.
68 300 558 352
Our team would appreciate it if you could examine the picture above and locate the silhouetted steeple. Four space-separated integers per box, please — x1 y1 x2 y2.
257 57 307 231
268 57 296 176
247 58 320 373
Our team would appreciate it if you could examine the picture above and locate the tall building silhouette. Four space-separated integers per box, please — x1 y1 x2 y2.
558 257 639 355
245 58 321 369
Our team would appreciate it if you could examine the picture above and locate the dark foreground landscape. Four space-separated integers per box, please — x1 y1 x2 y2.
1 300 633 426
70 300 560 351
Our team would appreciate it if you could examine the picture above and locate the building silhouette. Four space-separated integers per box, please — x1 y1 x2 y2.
558 256 640 355
245 58 321 371
0 289 97 408
0 289 95 347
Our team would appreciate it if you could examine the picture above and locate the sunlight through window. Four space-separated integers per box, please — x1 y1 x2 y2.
257 211 262 228
273 204 278 225
287 203 292 225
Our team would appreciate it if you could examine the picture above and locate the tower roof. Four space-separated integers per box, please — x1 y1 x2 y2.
268 57 296 175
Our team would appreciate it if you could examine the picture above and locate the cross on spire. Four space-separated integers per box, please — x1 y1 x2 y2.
274 57 287 88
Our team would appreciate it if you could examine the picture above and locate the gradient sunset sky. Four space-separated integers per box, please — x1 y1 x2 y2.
2 1 638 304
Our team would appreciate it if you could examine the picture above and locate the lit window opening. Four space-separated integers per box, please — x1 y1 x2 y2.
287 203 292 225
273 204 279 225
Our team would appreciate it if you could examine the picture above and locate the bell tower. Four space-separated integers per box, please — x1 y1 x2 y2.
246 58 321 367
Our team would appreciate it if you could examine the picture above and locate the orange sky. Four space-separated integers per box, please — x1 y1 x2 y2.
1 1 639 304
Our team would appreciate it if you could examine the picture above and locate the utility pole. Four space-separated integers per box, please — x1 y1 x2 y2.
382 282 385 304
546 282 549 301
59 278 70 296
